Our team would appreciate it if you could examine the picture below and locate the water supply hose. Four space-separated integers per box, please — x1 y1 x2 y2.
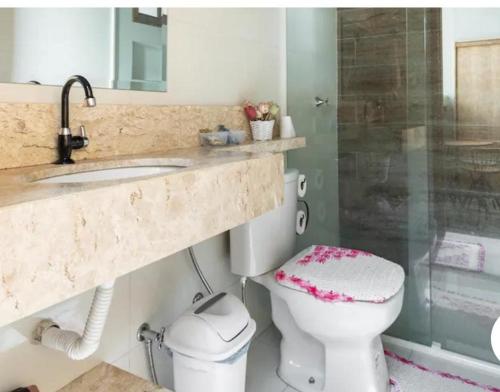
188 246 214 295
241 277 248 305
145 338 159 384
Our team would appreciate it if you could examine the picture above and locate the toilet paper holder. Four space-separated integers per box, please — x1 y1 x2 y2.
297 199 309 235
298 174 307 198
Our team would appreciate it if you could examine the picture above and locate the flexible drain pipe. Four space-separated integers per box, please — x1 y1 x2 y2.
34 280 115 360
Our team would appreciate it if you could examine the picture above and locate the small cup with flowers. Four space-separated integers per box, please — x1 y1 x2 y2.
243 101 280 141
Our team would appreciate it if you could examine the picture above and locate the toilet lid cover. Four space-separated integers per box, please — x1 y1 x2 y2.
275 245 405 304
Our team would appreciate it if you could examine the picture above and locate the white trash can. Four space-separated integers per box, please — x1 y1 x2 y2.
163 292 256 392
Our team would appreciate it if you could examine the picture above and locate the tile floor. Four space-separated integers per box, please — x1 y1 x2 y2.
246 325 295 392
247 326 500 392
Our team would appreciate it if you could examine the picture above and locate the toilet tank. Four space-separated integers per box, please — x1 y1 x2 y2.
230 168 299 277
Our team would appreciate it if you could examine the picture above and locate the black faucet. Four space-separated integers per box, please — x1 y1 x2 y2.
56 75 96 164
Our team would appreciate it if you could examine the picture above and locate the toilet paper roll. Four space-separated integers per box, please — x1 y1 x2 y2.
280 116 296 139
298 174 307 198
296 210 306 235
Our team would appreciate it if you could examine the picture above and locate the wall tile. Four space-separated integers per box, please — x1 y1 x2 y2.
338 38 356 67
128 252 203 349
338 8 406 39
340 95 407 126
338 95 358 124
353 34 406 67
407 8 426 32
189 233 239 293
340 64 406 96
111 353 130 372
407 95 428 125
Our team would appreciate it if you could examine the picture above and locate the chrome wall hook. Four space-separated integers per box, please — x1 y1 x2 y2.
315 96 329 107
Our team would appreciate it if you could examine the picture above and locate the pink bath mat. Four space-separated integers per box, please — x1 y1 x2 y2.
386 350 500 392
433 239 485 272
390 377 402 392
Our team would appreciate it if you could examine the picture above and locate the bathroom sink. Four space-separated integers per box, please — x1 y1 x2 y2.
35 165 183 184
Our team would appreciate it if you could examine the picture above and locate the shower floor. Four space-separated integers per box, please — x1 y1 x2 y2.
246 326 500 392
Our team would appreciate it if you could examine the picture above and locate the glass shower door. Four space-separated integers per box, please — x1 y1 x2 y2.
287 7 500 365
287 8 340 249
287 7 433 346
428 8 500 363
335 8 433 346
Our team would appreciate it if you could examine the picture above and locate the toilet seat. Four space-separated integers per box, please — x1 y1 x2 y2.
275 245 405 304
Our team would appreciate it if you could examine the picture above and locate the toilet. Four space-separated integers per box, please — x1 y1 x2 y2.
230 168 405 392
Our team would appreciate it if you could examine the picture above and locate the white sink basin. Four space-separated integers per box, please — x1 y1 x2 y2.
36 166 182 184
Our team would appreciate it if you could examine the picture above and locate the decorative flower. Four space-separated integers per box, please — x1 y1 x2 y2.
275 270 286 281
243 100 280 122
269 103 280 116
258 102 270 114
244 104 257 121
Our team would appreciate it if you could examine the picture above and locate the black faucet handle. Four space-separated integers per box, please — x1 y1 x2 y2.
79 125 88 144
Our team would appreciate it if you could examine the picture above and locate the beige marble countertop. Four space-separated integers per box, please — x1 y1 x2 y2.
57 363 170 392
0 137 305 327
0 137 305 208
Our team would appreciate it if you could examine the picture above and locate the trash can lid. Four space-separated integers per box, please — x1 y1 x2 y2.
162 292 256 362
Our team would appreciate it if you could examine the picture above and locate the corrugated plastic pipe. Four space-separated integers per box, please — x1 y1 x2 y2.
37 280 115 360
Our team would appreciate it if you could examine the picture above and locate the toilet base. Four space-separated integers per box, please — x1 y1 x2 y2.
270 291 325 391
322 336 390 392
254 273 402 392
271 291 391 392
277 335 390 392
277 334 325 392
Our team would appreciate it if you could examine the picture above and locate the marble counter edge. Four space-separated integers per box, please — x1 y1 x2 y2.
57 362 170 392
0 138 307 327
218 136 306 153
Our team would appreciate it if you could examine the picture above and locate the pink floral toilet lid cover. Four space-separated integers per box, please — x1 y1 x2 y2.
275 245 405 304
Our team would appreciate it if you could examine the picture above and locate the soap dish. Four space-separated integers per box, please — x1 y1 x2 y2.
228 130 247 145
199 132 229 146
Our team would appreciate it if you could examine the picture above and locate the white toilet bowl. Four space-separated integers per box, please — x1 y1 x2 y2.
230 169 405 392
255 272 404 392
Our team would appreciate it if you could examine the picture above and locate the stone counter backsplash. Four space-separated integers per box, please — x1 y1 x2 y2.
0 103 249 170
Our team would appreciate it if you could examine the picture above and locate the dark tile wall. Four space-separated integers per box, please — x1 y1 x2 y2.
336 9 500 361
337 8 443 346
337 8 441 270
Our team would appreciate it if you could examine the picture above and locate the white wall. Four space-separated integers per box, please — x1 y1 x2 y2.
0 8 285 391
442 8 500 99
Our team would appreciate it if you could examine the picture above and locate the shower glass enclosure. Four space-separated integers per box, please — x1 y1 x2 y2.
287 8 500 364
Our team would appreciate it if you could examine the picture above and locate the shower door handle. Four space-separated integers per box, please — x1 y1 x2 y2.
315 96 329 107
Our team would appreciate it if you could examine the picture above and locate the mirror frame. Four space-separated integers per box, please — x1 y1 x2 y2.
132 8 167 27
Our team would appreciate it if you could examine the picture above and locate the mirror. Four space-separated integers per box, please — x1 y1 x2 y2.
0 8 167 92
